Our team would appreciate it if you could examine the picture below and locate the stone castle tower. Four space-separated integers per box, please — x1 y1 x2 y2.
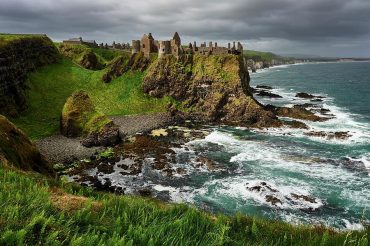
132 32 243 58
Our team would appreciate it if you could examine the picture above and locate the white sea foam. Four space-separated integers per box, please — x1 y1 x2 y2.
342 219 365 231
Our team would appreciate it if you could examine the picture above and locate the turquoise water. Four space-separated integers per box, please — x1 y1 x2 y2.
83 62 369 230
163 62 370 230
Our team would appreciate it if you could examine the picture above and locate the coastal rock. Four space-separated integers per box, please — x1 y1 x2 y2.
61 90 121 147
304 131 351 140
245 181 322 211
256 90 283 98
256 85 273 90
295 92 325 99
266 104 329 122
0 114 54 176
143 54 282 128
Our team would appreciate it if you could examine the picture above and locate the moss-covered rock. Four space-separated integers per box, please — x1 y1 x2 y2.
59 43 104 70
102 52 151 83
61 90 121 146
143 54 281 127
0 114 54 175
0 34 59 117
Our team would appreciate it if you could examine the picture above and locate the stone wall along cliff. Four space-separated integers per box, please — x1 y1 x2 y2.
0 35 59 117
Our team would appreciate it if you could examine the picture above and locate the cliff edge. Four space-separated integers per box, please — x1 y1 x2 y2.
143 54 281 127
0 34 59 117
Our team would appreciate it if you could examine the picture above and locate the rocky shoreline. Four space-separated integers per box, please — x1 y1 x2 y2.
36 112 174 163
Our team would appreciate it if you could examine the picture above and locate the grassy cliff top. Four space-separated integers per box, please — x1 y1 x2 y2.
0 33 47 47
244 50 284 62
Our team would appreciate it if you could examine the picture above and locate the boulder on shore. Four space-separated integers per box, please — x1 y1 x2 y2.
266 105 329 122
0 115 54 176
60 90 121 147
295 92 325 99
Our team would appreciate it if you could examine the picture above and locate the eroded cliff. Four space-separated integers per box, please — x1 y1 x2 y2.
143 54 281 127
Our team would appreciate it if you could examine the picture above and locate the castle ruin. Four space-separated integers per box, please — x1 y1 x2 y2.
132 32 243 58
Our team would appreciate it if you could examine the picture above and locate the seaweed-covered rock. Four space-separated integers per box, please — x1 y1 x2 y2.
143 54 281 128
0 115 54 175
60 90 121 146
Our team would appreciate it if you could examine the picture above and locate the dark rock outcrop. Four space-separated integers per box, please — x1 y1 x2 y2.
61 90 121 147
79 50 103 70
304 131 351 140
102 52 151 83
143 54 281 128
0 35 59 117
266 104 329 122
59 43 103 70
295 92 325 99
0 114 54 175
256 90 283 98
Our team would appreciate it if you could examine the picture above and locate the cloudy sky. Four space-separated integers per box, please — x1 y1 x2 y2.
1 0 370 57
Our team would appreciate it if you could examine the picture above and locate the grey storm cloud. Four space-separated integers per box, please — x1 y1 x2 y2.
1 0 370 57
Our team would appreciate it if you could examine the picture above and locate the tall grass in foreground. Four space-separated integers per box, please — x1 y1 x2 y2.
0 166 368 245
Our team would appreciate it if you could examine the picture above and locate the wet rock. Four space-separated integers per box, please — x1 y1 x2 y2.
138 188 152 197
196 156 218 170
97 162 114 174
304 131 351 140
311 98 323 102
265 195 282 206
256 85 273 90
296 92 325 99
283 120 309 129
81 123 121 147
247 182 278 193
256 90 283 98
290 193 316 204
266 104 328 122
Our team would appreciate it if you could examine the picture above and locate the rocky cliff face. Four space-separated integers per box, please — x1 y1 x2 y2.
0 35 59 117
143 54 281 127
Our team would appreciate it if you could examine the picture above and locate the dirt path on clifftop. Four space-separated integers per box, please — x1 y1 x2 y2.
36 113 173 164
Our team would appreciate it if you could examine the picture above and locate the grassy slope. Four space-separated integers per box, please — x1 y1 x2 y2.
244 50 284 62
0 34 46 47
1 166 368 245
13 58 172 139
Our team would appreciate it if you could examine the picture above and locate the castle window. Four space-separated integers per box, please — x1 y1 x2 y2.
162 49 165 52
142 44 145 48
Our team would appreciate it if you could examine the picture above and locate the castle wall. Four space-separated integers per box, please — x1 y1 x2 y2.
158 41 171 58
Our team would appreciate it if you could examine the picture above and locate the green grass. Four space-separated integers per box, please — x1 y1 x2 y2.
0 165 368 245
91 47 128 64
244 50 285 62
0 33 46 47
13 58 172 139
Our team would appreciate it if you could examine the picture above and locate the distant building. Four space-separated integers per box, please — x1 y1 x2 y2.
62 37 98 48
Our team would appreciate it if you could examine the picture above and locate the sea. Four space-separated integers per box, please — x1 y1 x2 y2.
156 61 370 230
77 61 370 230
